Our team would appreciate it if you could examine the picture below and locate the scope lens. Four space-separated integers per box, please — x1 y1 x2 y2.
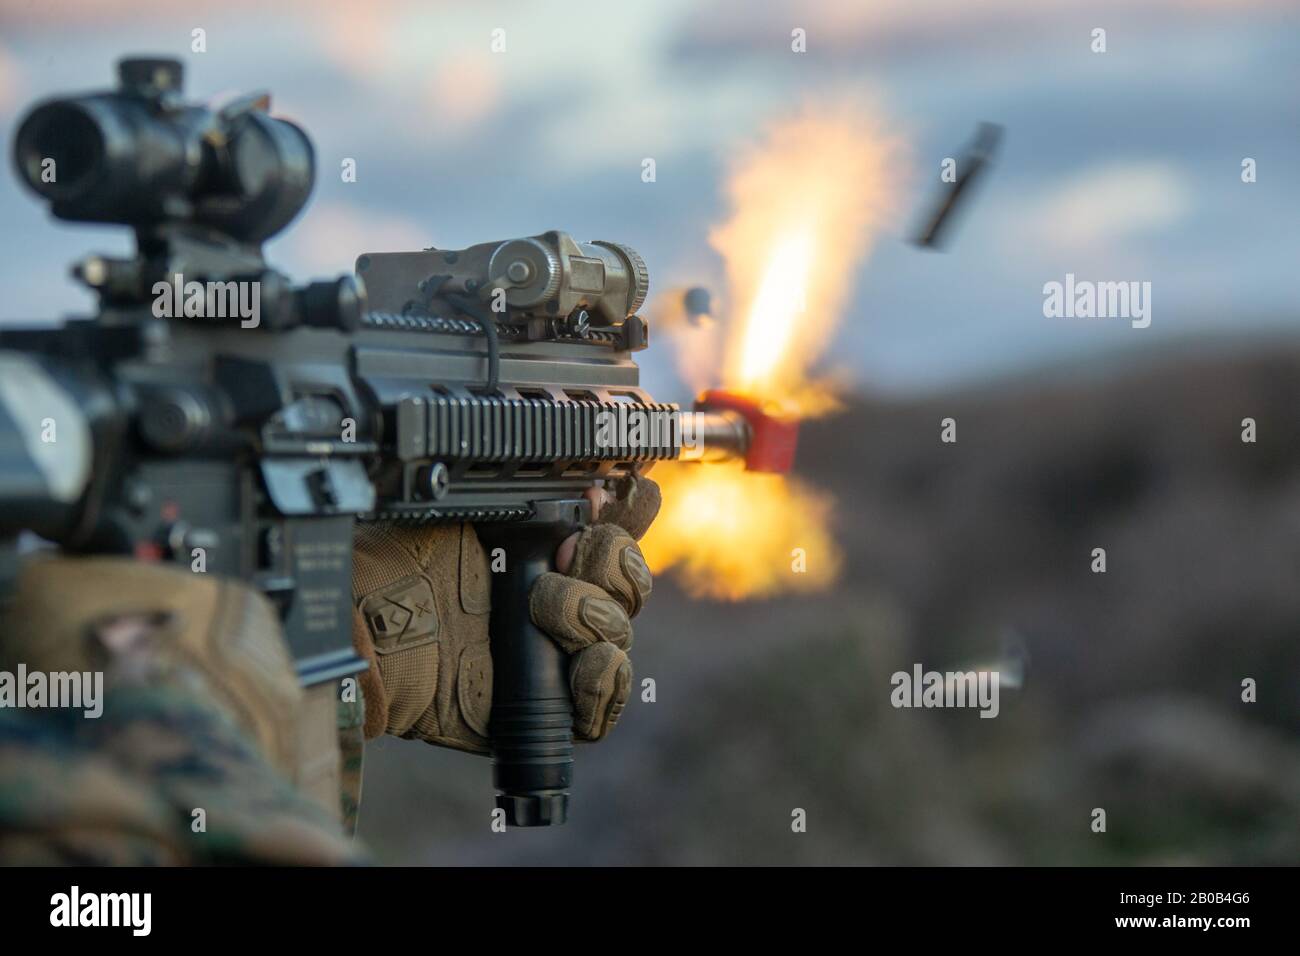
16 103 105 200
219 113 314 241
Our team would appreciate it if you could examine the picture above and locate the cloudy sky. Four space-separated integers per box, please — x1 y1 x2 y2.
0 0 1295 396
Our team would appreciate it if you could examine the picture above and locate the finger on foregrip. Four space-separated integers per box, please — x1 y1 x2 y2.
597 475 661 541
567 524 653 618
530 572 634 653
569 642 632 741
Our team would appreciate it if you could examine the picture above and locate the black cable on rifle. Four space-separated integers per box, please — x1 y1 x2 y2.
417 274 501 391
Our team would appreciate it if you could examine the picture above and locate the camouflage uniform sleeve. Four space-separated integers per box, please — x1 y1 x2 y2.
337 685 366 836
0 557 370 866
0 682 370 866
0 706 185 866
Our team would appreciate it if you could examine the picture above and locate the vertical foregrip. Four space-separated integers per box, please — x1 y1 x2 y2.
486 520 577 827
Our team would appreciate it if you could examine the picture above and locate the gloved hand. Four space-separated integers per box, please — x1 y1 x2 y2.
349 474 660 752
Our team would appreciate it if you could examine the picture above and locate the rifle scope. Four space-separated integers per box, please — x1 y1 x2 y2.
13 57 313 243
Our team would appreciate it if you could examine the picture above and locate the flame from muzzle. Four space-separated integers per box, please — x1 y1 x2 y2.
642 103 902 600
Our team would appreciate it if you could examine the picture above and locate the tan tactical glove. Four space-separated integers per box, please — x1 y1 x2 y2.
350 474 660 751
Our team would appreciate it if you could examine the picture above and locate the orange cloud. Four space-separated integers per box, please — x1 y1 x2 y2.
0 44 20 114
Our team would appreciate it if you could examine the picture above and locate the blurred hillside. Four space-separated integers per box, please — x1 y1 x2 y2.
359 343 1300 864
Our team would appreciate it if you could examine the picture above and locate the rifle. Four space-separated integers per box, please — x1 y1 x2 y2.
0 58 790 826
